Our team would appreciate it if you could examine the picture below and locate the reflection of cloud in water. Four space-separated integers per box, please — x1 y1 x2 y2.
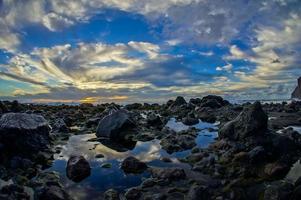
47 119 218 199
165 118 218 132
56 134 171 163
290 126 301 134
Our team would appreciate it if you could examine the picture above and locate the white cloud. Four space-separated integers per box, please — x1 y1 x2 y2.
166 39 182 46
216 63 233 72
0 41 166 93
42 12 74 31
224 45 247 60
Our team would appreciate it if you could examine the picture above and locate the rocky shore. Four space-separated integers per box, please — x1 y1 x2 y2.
0 97 301 200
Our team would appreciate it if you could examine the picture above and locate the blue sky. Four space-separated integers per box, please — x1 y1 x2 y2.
0 0 300 103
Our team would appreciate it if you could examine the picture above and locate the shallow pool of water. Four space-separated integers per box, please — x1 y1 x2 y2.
47 118 218 200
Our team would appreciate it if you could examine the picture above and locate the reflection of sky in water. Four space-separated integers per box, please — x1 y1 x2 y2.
47 118 218 200
290 126 301 134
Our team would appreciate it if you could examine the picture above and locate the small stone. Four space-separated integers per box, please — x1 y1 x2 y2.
101 163 112 168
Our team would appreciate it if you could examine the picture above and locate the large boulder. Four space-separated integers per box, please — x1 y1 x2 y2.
219 101 268 140
96 109 136 140
292 77 301 99
66 155 91 182
0 113 51 155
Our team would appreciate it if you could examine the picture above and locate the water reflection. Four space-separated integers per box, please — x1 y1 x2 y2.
48 118 218 200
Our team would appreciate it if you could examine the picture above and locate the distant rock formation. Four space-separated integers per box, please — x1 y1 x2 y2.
292 77 301 99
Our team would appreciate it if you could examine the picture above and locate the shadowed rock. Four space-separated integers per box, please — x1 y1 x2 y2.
66 155 91 182
121 156 147 174
219 101 268 140
292 77 301 99
96 109 136 140
150 168 186 181
0 113 51 154
200 95 229 109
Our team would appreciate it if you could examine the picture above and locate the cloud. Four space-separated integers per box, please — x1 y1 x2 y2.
216 63 233 72
1 41 165 91
1 0 301 51
42 12 75 31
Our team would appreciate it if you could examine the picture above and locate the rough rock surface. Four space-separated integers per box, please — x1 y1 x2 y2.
219 101 268 140
96 109 136 140
0 113 51 154
121 156 147 174
66 155 91 182
292 77 301 99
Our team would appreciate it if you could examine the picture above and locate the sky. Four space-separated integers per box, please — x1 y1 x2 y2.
0 0 300 104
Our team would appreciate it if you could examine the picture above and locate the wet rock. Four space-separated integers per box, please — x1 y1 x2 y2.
189 98 202 106
121 156 147 174
219 101 268 141
264 162 290 179
66 155 91 182
182 113 199 126
0 113 51 155
124 103 142 110
151 168 186 181
272 134 299 155
101 163 112 168
51 118 69 133
37 185 73 200
263 181 293 200
186 184 209 200
0 184 30 200
292 77 301 99
141 178 157 188
125 187 141 200
146 112 163 128
171 96 187 107
0 101 8 114
160 130 196 153
95 154 104 158
10 156 33 169
96 109 136 140
11 100 22 112
104 189 120 200
248 146 266 164
195 107 217 123
86 117 101 128
291 185 301 200
200 95 229 109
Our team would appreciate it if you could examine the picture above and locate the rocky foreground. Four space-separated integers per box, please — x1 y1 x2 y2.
0 97 301 200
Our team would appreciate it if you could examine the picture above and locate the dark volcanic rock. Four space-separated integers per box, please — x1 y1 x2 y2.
182 113 199 125
146 112 163 127
38 185 73 200
200 95 229 109
292 77 301 99
51 118 69 133
104 189 120 200
219 101 268 140
150 168 186 181
121 156 147 174
0 184 30 200
160 129 196 153
173 96 187 106
0 113 51 155
186 184 210 200
66 155 91 182
96 109 136 140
